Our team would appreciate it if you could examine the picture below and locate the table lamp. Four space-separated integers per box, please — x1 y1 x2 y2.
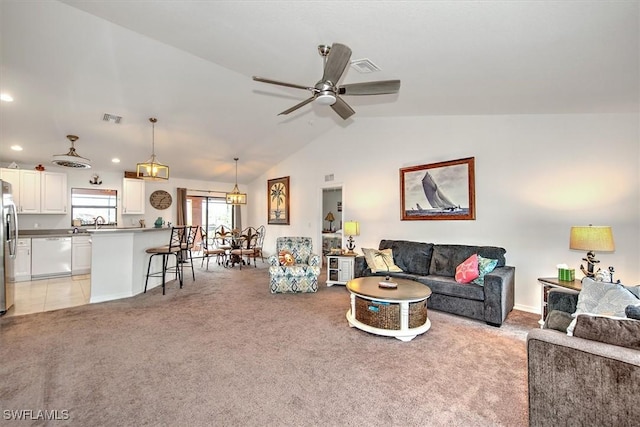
344 221 360 254
569 225 615 278
324 212 335 231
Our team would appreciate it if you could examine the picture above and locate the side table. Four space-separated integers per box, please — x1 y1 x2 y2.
326 254 356 286
537 277 582 327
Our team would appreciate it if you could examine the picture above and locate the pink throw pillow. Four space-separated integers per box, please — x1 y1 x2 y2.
455 254 480 284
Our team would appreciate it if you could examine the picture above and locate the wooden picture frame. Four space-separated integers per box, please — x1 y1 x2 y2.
267 176 290 225
400 157 475 221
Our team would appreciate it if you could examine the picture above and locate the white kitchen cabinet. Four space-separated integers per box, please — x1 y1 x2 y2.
40 171 67 213
72 235 92 275
326 254 355 286
0 168 67 214
14 238 32 282
122 178 145 214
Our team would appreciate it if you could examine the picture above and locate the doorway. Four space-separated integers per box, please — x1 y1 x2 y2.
322 186 342 258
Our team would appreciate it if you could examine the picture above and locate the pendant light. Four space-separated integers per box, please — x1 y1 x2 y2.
136 117 169 180
226 157 247 205
51 135 91 168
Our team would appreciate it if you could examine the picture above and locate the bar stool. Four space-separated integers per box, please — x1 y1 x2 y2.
180 225 199 281
144 226 184 295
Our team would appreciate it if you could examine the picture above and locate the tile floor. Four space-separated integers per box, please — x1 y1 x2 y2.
4 274 91 317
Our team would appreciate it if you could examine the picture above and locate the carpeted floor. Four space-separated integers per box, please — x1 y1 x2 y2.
0 263 538 426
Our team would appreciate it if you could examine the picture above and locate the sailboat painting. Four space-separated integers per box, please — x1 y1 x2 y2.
400 157 475 221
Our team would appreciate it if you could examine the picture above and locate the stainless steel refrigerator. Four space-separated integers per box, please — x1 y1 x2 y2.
1 179 18 315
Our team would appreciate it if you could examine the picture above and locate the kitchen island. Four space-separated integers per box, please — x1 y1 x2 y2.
88 227 171 303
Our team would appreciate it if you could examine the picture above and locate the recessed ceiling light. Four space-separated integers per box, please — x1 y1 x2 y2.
1 94 14 102
10 145 22 151
112 158 121 163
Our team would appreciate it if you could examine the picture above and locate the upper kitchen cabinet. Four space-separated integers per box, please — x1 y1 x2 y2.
0 168 67 214
122 178 145 215
41 171 68 214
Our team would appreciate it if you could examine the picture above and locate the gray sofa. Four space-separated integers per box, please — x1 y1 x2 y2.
528 289 640 426
353 239 515 326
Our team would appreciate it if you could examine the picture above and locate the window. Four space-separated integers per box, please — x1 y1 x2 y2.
71 188 118 226
186 194 233 236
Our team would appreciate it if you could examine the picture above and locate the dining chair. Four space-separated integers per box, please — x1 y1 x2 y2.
200 228 227 270
229 230 259 269
255 225 266 263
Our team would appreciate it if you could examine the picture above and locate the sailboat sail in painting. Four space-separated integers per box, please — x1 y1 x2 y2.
401 157 475 220
422 172 459 211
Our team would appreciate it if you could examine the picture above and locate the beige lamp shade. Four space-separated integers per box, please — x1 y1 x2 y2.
325 212 335 222
344 221 360 237
569 226 615 252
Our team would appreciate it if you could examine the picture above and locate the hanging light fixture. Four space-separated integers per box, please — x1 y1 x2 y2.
136 117 169 180
226 157 247 205
51 135 91 168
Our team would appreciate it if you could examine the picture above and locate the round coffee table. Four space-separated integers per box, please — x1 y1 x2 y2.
346 276 432 342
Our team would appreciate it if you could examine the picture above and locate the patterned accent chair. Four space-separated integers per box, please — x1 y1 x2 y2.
268 237 321 293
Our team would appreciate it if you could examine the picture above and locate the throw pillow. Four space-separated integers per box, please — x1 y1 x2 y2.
626 305 640 320
455 254 479 284
471 255 498 286
361 248 403 274
278 250 294 266
572 314 640 350
543 310 574 333
566 277 639 335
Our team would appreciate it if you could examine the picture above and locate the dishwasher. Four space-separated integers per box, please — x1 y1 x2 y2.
31 237 72 279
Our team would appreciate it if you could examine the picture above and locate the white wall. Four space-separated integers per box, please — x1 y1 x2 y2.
247 113 640 314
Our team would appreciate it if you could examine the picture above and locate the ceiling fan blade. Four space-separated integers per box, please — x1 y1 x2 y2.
331 96 355 120
278 96 316 116
339 80 401 96
322 43 352 84
253 76 314 92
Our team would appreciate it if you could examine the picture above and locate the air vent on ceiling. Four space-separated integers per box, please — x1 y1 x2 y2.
102 113 122 124
350 58 381 73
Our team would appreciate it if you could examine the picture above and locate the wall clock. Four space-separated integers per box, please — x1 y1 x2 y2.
149 190 172 210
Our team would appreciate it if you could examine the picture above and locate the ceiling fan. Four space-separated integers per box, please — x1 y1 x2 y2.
253 43 400 120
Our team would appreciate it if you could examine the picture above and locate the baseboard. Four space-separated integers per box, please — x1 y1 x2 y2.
514 303 540 314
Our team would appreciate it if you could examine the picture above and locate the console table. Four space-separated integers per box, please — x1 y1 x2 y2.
537 276 582 327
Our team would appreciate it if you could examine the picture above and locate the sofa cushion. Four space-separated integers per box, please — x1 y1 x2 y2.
455 254 479 283
572 314 640 350
626 305 640 320
418 275 485 301
429 245 506 277
361 248 403 273
379 240 434 275
544 310 574 332
471 255 499 286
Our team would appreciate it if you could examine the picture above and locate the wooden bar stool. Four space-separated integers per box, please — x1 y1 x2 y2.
144 226 184 295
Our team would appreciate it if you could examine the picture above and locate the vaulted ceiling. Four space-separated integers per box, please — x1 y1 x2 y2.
1 1 637 183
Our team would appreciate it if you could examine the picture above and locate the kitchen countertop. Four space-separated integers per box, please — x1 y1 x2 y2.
19 227 169 238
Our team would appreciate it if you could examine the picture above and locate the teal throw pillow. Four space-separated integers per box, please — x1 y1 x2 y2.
471 255 498 286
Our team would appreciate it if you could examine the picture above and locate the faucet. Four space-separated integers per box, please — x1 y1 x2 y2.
94 216 105 230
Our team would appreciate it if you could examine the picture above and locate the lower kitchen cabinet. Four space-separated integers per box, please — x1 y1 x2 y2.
14 238 31 282
72 235 92 275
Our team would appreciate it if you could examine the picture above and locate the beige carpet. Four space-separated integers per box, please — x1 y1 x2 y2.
0 263 538 426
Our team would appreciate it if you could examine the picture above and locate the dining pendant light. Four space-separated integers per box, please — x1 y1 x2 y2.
51 135 91 168
136 117 169 180
226 157 247 205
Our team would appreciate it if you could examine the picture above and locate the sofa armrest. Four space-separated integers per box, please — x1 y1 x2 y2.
527 328 640 425
547 288 578 314
353 256 371 278
483 266 515 326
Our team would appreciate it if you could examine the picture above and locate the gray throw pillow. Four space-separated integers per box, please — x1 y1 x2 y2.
626 305 640 320
572 314 640 350
543 310 574 332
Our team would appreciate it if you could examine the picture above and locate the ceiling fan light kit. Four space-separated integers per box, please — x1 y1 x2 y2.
136 117 169 181
51 135 92 169
253 43 400 120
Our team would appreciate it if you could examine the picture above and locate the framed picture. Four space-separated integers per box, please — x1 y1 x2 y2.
400 157 475 221
267 176 290 225
337 201 342 212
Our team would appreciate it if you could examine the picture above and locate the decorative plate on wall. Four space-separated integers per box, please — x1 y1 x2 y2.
150 190 172 210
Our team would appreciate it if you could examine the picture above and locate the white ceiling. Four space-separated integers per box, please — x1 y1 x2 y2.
1 1 638 183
